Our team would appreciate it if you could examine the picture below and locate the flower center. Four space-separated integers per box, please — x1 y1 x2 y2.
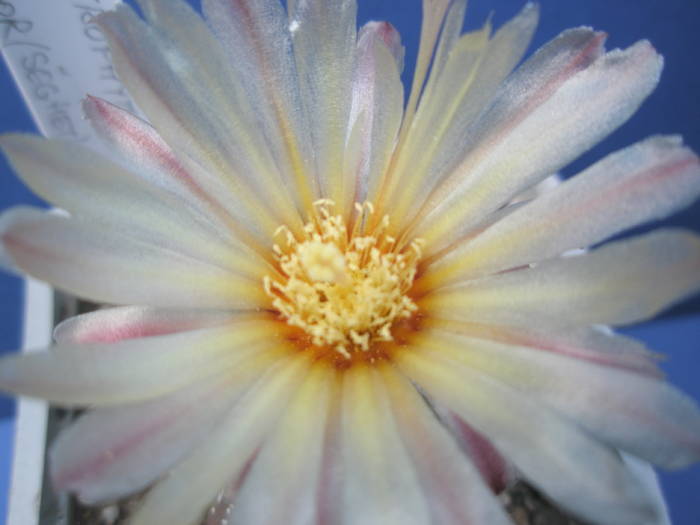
264 200 422 358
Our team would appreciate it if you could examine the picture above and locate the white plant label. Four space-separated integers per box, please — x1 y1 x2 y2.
1 0 136 148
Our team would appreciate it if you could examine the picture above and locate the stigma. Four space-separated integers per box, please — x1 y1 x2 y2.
264 200 423 359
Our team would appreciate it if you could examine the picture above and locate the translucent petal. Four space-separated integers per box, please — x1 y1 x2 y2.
409 33 662 251
379 364 512 525
397 346 664 525
231 363 337 525
426 317 662 378
0 134 263 278
0 321 282 405
432 135 700 281
400 0 452 130
54 306 244 345
0 208 266 309
385 4 538 224
50 350 274 503
289 0 357 204
83 96 263 247
422 229 700 327
129 353 312 525
346 22 403 209
421 329 700 468
425 0 467 83
202 0 317 210
336 365 430 525
433 408 512 492
96 4 302 239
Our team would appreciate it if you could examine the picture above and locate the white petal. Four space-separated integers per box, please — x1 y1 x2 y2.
136 0 310 232
433 408 512 492
83 96 267 247
356 20 405 70
129 353 312 525
397 346 664 525
231 363 336 525
426 317 662 378
346 22 404 209
422 229 700 326
201 0 317 209
96 4 304 238
385 4 539 224
379 364 512 525
410 33 662 250
622 453 672 525
336 365 431 525
425 2 538 134
50 355 270 504
424 0 467 83
432 135 700 281
0 321 282 405
422 329 700 469
0 208 265 309
509 173 563 204
53 306 244 345
400 0 453 131
83 96 216 215
0 134 263 277
289 0 357 204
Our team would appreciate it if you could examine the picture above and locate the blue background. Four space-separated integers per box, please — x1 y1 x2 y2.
1 1 699 524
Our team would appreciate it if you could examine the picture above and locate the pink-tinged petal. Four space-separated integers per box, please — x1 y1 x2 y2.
50 349 274 504
0 321 284 406
427 318 663 378
397 346 664 525
337 365 431 525
53 307 246 345
385 4 538 224
0 134 264 278
83 96 233 235
346 22 403 209
408 32 663 252
0 208 266 309
201 0 317 209
288 0 357 206
95 4 303 238
134 0 310 235
435 409 512 492
315 369 344 525
84 96 204 203
380 364 513 525
432 135 700 282
231 363 337 525
422 329 700 469
422 229 700 327
128 353 312 525
358 20 405 70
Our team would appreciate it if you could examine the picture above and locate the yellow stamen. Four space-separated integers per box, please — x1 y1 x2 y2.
264 201 422 358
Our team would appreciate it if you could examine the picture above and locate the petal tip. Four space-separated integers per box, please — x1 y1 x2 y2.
520 1 540 19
